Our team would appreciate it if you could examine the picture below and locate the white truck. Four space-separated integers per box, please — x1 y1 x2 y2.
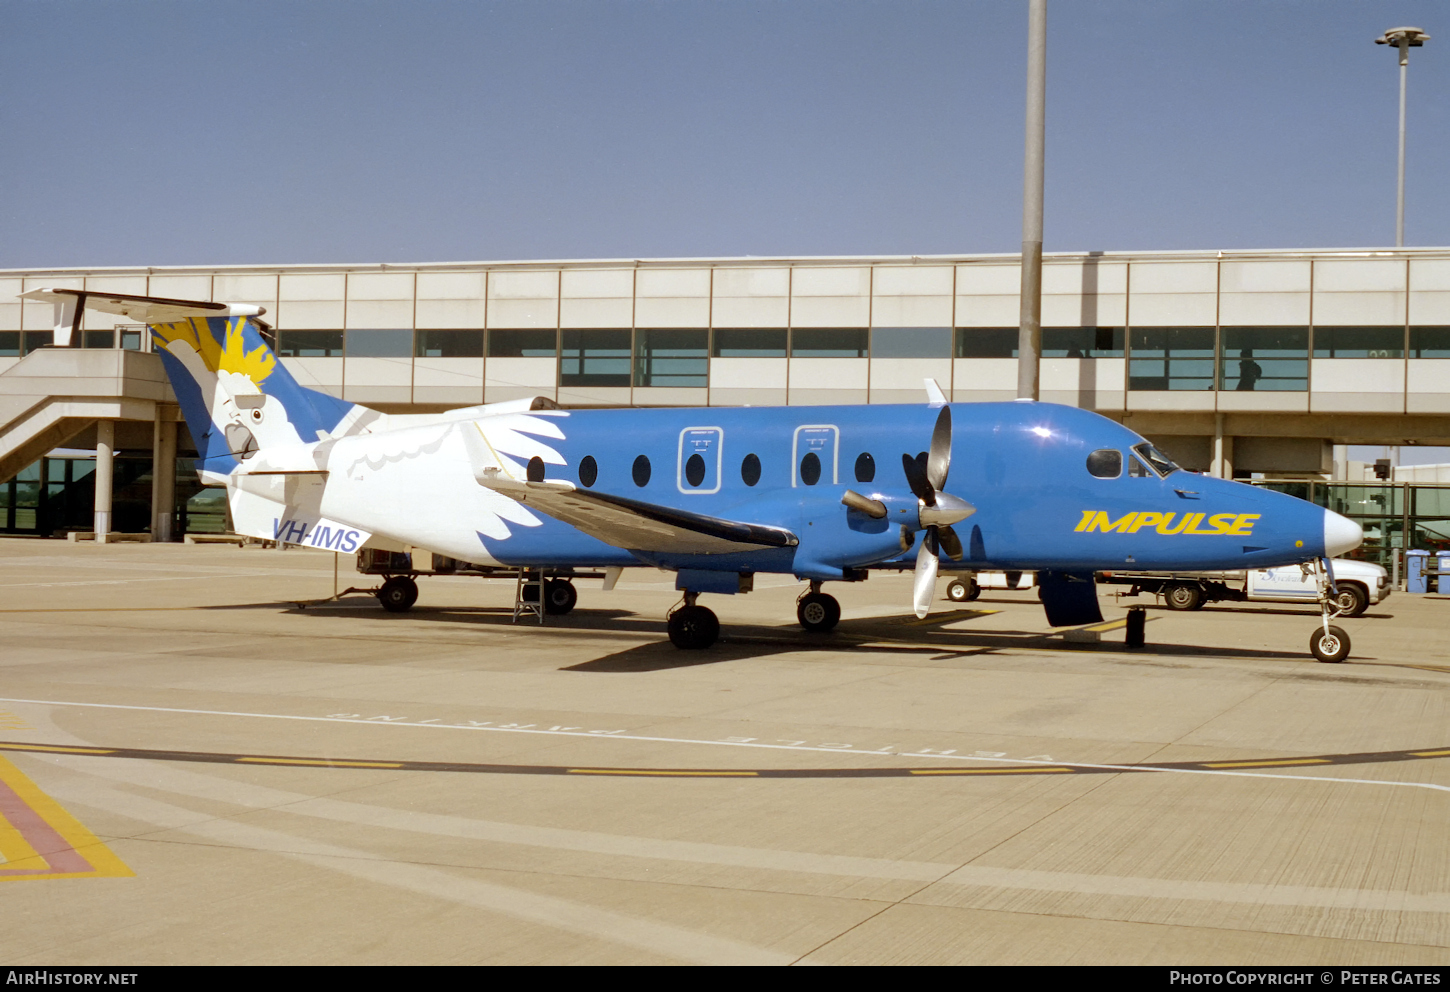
1099 559 1390 616
947 559 1390 617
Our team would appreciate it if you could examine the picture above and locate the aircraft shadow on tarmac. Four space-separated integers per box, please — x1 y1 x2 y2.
254 597 1325 669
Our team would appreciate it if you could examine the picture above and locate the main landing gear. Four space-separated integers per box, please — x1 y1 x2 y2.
796 581 840 633
1308 557 1352 663
668 591 720 650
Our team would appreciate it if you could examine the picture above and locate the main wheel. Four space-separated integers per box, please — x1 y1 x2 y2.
945 578 979 603
1332 584 1368 618
1164 582 1203 611
668 605 720 649
543 578 578 615
797 592 841 632
378 576 419 613
1309 624 1351 663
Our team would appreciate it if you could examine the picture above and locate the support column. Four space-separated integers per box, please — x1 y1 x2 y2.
157 418 177 542
150 407 163 537
94 420 114 541
1333 443 1349 481
1211 414 1234 480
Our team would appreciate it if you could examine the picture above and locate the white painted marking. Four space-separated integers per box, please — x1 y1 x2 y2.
3 696 1448 796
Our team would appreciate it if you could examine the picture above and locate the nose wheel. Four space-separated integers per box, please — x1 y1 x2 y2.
1308 557 1351 663
1310 624 1350 663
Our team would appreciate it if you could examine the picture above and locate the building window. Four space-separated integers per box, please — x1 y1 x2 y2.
277 330 343 357
346 329 412 357
488 329 557 357
118 325 144 351
713 328 787 357
1411 327 1450 358
1219 327 1308 391
870 327 951 358
1128 327 1216 390
634 328 708 387
82 329 114 349
561 329 631 386
954 328 1018 358
1043 326 1125 358
1313 326 1405 359
791 328 868 358
415 330 484 358
0 331 18 357
21 331 53 355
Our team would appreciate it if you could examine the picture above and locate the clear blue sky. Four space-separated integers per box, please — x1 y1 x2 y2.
1 0 1445 268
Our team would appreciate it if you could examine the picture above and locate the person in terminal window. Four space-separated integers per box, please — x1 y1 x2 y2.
1235 348 1262 391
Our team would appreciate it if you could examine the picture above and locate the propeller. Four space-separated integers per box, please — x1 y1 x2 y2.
903 406 976 618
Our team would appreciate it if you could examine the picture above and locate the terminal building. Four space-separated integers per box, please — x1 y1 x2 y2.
2 247 1449 561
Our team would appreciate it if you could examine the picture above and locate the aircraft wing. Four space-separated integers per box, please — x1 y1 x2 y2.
478 474 799 554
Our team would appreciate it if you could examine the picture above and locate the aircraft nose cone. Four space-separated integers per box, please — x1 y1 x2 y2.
1323 509 1363 558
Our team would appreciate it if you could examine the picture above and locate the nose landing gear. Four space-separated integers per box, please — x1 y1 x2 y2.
1308 557 1352 663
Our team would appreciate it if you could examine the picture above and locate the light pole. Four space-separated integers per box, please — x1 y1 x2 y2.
1017 0 1046 400
1375 27 1429 248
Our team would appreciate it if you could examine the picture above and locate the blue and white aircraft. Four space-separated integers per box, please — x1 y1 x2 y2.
22 288 1364 659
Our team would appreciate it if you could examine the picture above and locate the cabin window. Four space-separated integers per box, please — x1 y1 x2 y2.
578 455 598 488
632 455 651 487
741 453 761 487
854 452 875 482
800 451 822 486
1086 449 1121 479
684 453 707 487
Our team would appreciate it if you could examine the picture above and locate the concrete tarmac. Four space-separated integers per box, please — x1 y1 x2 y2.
0 538 1448 965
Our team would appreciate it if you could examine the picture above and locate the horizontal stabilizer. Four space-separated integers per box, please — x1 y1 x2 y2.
478 473 798 554
19 288 264 345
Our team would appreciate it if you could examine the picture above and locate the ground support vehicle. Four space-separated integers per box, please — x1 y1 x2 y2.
1100 558 1389 618
355 549 610 618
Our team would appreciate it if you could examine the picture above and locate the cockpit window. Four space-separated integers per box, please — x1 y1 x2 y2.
1086 449 1122 479
1132 442 1179 478
1128 455 1152 477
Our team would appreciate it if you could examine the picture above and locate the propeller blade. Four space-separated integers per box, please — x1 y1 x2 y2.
902 452 935 505
912 536 939 619
937 524 964 561
927 405 952 491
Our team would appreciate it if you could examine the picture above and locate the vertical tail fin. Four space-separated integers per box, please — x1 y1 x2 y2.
18 287 370 482
148 315 361 479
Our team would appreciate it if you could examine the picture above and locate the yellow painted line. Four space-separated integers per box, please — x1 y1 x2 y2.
1411 750 1450 758
910 767 1074 775
1202 758 1333 769
235 757 403 768
1082 619 1128 633
0 757 132 881
0 744 115 755
568 769 758 777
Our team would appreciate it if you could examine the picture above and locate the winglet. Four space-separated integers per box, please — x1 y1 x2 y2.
924 378 948 408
